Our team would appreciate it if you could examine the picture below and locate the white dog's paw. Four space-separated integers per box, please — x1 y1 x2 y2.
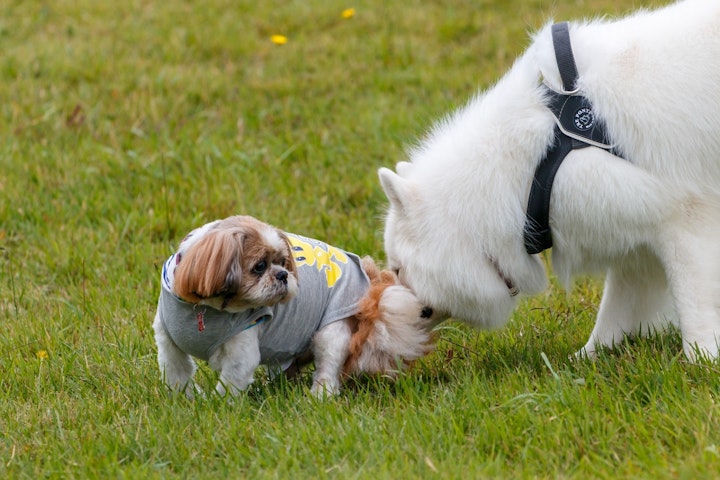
573 345 598 362
310 377 341 398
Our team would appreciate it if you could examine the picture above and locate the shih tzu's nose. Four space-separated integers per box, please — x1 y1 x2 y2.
275 270 288 283
420 307 433 319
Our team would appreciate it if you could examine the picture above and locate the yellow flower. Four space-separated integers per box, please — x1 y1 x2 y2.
270 34 288 45
341 8 356 19
36 350 48 360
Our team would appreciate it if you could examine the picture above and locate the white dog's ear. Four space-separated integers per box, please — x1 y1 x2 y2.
379 167 413 211
395 161 413 176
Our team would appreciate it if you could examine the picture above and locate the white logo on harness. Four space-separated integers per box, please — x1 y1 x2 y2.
573 107 594 131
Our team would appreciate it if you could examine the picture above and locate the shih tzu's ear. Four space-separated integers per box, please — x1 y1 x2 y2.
173 229 243 303
277 230 298 282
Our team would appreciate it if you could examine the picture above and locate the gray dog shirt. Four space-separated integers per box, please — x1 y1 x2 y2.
156 230 370 370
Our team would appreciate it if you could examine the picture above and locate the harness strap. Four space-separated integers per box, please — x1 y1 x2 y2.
523 22 621 255
524 135 590 254
552 22 579 93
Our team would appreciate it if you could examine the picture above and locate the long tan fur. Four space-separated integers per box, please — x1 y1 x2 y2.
173 228 244 303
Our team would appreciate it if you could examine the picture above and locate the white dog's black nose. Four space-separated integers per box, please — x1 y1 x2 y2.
275 270 288 283
420 307 433 319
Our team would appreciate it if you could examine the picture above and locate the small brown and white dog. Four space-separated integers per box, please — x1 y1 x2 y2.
152 215 438 398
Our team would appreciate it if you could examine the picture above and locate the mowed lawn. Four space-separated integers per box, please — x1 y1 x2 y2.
2 0 718 478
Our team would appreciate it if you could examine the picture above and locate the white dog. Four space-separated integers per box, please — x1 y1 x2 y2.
153 215 436 398
379 0 720 361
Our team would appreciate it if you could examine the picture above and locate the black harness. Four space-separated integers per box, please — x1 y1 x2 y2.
523 22 622 255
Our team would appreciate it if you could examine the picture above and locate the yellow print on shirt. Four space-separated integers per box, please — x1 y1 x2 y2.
288 236 349 288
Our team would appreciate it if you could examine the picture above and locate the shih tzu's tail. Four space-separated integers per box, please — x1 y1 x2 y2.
344 257 437 377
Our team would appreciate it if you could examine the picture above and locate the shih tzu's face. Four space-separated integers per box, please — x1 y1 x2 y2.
172 216 299 312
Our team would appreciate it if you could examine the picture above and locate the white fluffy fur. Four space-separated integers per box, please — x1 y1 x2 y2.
379 0 720 361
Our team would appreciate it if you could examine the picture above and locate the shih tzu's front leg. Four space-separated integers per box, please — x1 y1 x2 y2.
209 328 261 396
153 311 198 398
310 319 352 398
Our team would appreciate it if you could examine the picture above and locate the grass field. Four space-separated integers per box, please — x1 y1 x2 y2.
2 0 719 478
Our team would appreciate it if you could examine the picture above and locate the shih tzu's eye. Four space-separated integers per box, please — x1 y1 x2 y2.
252 260 268 275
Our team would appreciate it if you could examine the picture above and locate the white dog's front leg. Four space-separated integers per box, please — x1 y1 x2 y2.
153 311 198 398
579 249 673 359
208 327 261 396
310 319 352 398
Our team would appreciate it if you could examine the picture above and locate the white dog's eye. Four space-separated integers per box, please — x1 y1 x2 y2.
252 260 268 275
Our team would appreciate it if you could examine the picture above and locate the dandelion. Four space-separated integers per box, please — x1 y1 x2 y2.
36 350 48 360
341 8 356 19
270 34 288 45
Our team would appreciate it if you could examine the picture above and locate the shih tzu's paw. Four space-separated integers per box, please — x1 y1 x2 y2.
310 377 341 398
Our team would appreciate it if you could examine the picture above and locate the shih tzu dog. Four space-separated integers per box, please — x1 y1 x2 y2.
152 215 439 398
